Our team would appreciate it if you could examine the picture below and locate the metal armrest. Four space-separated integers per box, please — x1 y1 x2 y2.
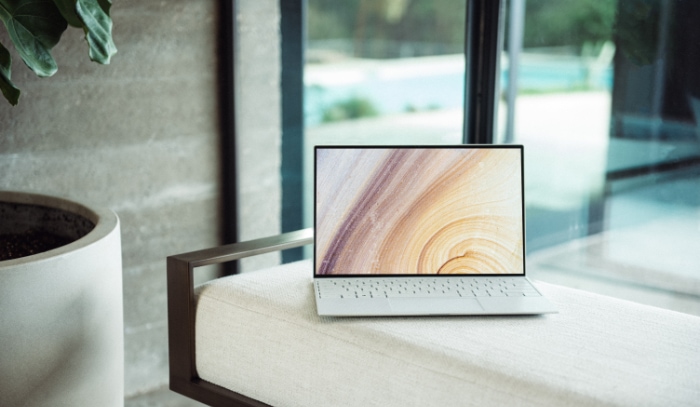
167 228 314 407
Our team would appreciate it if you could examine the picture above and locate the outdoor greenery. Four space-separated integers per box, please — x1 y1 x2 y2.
307 0 621 121
0 0 116 105
614 0 659 65
308 0 466 58
308 0 619 58
321 96 379 122
522 0 617 51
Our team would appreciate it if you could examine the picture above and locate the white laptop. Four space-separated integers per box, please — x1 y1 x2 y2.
313 145 558 316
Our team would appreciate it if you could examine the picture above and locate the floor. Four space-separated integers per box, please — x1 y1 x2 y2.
126 387 206 407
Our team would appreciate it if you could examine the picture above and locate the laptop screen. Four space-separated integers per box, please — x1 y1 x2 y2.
314 145 526 277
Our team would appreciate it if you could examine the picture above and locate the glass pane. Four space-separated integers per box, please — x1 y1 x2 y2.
501 0 700 314
304 0 468 228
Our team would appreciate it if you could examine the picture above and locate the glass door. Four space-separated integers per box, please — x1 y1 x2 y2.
501 0 700 312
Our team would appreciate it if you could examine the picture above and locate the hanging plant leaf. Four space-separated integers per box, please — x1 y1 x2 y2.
0 41 21 105
76 0 116 64
49 0 116 63
0 0 68 77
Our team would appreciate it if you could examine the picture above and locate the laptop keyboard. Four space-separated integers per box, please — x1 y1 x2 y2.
316 277 541 299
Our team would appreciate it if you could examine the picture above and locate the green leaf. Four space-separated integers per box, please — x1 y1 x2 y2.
52 0 83 27
76 0 116 64
49 0 116 63
0 40 21 105
0 0 68 77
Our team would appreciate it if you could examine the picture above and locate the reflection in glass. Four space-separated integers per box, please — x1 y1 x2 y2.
502 0 700 304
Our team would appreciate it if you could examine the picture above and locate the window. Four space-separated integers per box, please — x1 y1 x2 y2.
501 0 700 313
280 0 499 261
277 0 700 314
302 0 470 236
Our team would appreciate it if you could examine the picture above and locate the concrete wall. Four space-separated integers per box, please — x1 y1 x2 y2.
235 0 283 272
0 0 282 400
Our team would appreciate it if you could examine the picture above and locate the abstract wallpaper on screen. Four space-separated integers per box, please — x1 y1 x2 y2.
315 148 524 275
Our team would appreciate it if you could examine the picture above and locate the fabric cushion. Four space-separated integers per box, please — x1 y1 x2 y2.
195 260 700 406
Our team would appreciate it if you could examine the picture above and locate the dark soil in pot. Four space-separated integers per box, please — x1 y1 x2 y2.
0 202 95 261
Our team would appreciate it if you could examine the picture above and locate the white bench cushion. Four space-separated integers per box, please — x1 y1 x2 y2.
194 260 700 406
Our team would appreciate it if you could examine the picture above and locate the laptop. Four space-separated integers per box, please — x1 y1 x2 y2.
313 145 558 316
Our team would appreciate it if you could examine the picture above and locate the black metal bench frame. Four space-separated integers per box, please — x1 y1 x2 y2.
167 229 314 407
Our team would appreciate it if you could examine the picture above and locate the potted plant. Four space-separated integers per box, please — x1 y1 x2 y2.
1 2 121 405
0 0 116 105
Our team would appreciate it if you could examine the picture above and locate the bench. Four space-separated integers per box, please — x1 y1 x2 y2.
167 229 700 406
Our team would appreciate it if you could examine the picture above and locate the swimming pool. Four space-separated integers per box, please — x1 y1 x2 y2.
304 54 612 126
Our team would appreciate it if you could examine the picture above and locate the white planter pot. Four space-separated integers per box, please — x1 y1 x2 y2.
0 191 123 406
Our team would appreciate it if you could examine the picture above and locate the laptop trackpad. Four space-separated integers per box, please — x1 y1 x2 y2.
389 298 484 315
